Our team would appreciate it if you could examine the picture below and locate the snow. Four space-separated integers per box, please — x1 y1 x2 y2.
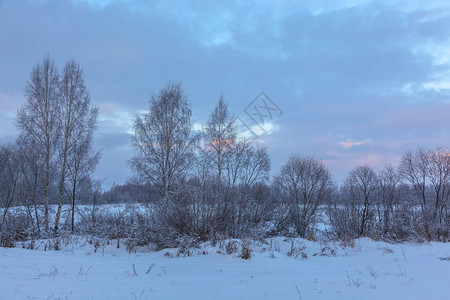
0 237 449 300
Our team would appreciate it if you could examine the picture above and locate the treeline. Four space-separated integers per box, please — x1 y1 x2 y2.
0 58 449 249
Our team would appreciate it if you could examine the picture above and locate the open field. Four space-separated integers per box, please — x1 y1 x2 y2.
0 236 449 300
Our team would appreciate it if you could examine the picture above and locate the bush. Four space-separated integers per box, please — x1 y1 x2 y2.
0 210 34 247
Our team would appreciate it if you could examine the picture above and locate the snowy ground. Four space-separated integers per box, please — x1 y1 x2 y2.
0 237 449 300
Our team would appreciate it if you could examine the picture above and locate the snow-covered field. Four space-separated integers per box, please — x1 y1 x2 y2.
0 237 449 300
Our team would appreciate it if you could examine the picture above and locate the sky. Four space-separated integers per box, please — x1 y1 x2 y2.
1 0 450 188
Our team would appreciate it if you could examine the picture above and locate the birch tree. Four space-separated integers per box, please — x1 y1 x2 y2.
54 60 99 231
130 83 196 199
17 56 60 232
203 97 236 184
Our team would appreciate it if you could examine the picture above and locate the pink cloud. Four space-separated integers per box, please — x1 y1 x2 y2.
339 139 370 149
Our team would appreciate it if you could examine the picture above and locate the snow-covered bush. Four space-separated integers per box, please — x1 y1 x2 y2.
0 210 34 247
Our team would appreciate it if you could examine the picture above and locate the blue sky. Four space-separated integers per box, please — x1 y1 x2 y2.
1 0 450 188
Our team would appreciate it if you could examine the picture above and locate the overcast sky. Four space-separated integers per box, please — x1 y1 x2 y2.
1 0 450 188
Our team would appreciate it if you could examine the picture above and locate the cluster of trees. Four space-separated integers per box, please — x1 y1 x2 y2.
0 56 100 242
1 63 449 248
329 154 449 242
128 84 272 245
125 83 448 246
129 85 270 201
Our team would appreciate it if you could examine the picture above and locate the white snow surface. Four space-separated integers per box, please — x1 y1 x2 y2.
0 237 449 300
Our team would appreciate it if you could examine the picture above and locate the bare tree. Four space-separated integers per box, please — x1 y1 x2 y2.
0 143 29 246
399 149 429 213
130 83 196 199
0 144 20 221
17 56 60 232
54 60 99 231
376 165 401 234
427 148 450 224
240 145 270 187
66 125 101 232
226 139 270 188
203 97 236 184
16 136 45 233
399 147 450 238
275 155 332 237
226 138 252 187
343 165 378 236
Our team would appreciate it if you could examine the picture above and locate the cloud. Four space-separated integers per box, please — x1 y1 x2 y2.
339 140 370 149
98 110 134 135
1 0 450 187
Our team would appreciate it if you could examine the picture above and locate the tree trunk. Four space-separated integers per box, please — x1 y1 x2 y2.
71 177 77 232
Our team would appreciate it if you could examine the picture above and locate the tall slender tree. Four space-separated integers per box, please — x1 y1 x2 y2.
17 56 60 232
203 97 236 184
54 60 99 231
